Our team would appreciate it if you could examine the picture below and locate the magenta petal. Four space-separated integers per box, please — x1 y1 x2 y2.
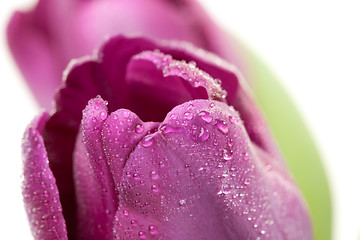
125 49 227 122
7 11 59 109
102 109 159 192
113 100 311 239
129 50 227 101
22 113 68 239
73 97 117 239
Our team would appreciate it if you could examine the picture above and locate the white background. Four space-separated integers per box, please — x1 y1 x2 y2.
1 0 359 239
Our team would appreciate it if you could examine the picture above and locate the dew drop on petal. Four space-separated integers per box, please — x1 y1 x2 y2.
148 225 158 235
151 184 160 193
178 199 186 206
223 149 233 161
150 170 159 180
142 136 154 147
227 138 234 147
191 125 209 142
160 124 177 134
193 81 200 87
244 178 251 185
123 111 130 118
138 231 146 239
243 152 250 161
229 116 235 124
216 120 229 134
188 61 197 68
100 111 107 120
184 112 194 120
199 111 213 123
135 124 144 134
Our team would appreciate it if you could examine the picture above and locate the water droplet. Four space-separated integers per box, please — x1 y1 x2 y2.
150 171 159 180
243 152 249 161
160 124 177 134
123 210 129 216
261 230 266 235
133 173 140 180
123 111 130 118
227 138 234 147
138 231 146 239
151 184 160 192
216 120 229 134
148 225 158 235
193 81 200 87
223 149 233 161
170 114 177 120
229 116 235 124
135 124 144 134
184 112 194 120
100 111 107 120
191 125 209 142
244 178 251 185
178 199 186 206
188 61 197 68
199 111 213 123
131 220 137 226
142 136 154 147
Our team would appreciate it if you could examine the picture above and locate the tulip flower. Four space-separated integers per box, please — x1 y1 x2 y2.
9 0 331 238
7 0 241 109
22 35 312 239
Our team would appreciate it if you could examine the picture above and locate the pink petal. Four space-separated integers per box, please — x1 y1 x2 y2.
22 113 68 239
73 97 117 239
7 11 58 109
112 100 312 239
102 109 159 192
125 49 227 121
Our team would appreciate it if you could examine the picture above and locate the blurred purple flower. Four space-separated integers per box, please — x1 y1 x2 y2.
22 35 312 239
7 0 241 109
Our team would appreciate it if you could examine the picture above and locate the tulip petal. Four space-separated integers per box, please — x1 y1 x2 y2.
73 97 117 239
113 100 312 239
102 109 159 192
22 113 68 240
125 49 227 121
7 10 59 109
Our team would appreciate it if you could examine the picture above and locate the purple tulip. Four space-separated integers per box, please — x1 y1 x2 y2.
7 0 242 109
22 35 312 239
